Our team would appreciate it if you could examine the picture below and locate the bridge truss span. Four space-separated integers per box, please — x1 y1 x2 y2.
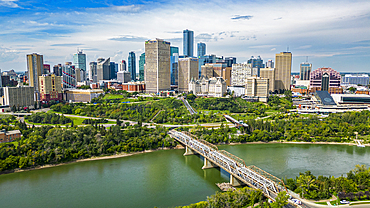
169 130 287 201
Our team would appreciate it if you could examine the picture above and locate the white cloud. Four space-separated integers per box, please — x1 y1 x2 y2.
0 0 20 8
0 0 370 72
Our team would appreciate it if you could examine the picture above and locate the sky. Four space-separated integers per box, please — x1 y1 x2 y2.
0 0 369 73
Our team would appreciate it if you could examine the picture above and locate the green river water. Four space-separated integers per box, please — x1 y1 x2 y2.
0 143 369 208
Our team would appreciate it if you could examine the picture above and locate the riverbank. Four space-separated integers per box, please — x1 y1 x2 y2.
0 145 185 176
228 140 370 146
1 140 368 176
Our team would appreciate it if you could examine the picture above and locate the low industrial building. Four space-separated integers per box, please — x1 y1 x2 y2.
0 129 21 143
64 89 104 103
331 94 370 105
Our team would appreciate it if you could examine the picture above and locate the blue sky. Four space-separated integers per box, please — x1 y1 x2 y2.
0 0 369 73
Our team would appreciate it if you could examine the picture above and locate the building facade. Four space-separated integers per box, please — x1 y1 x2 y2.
89 62 97 82
3 86 35 108
62 64 76 88
144 38 171 93
189 76 227 97
178 58 199 92
309 67 341 93
39 74 62 102
128 52 136 81
117 71 131 83
245 77 269 102
231 63 257 86
64 89 104 103
275 52 292 91
109 62 117 80
139 53 145 81
342 74 369 86
300 62 312 80
183 29 194 57
260 67 275 93
266 60 274 68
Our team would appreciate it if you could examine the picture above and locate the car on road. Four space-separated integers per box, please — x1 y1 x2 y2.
340 200 350 204
291 199 302 205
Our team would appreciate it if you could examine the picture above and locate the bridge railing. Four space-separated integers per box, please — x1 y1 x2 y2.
169 130 283 200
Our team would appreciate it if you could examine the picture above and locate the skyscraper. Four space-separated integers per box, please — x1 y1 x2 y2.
139 53 145 81
26 53 43 100
224 57 236 67
128 51 136 81
197 42 206 58
170 47 179 85
275 52 292 91
62 63 76 88
89 62 97 82
110 62 117 80
299 62 312 80
183 29 194 57
73 50 86 81
178 58 198 92
27 53 43 89
145 38 171 93
266 60 274 68
96 58 110 81
170 46 179 56
119 60 126 72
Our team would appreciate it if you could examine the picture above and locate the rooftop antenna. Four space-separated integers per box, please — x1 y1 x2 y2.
306 56 308 62
287 46 289 52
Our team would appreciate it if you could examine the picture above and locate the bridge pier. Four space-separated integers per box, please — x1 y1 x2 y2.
230 175 244 187
183 146 197 156
202 158 218 169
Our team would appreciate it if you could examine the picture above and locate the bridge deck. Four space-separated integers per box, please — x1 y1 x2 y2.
169 130 288 201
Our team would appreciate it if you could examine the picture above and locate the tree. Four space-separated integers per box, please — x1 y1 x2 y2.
270 191 289 208
348 87 357 93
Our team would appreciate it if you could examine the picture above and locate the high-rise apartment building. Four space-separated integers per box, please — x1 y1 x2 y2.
197 42 206 58
26 53 43 99
97 58 110 81
183 29 194 57
139 53 145 81
145 38 171 93
231 63 258 86
275 52 292 91
73 50 86 81
178 58 198 92
39 74 62 101
43 64 50 74
200 63 231 86
300 62 312 80
260 68 276 93
247 56 264 76
89 62 97 82
62 63 76 88
128 52 136 81
3 86 35 108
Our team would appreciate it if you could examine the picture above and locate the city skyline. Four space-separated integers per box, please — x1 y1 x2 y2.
0 0 369 73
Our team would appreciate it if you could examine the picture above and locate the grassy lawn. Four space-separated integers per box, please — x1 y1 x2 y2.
314 202 328 205
103 94 125 100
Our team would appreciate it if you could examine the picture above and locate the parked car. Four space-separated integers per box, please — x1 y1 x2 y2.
340 200 350 204
292 199 302 205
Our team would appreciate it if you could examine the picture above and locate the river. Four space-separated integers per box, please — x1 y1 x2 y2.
0 143 369 208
